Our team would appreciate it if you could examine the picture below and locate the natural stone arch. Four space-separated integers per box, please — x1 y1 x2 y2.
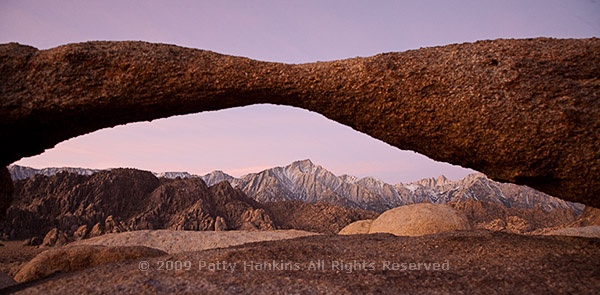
0 38 599 216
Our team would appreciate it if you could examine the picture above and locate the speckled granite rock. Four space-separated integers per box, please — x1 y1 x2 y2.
13 245 167 283
4 231 599 294
1 38 599 209
338 219 373 235
368 203 470 236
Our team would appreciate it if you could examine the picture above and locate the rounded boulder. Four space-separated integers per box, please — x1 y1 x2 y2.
369 203 470 236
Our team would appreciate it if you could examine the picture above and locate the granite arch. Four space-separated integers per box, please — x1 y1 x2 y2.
1 38 598 216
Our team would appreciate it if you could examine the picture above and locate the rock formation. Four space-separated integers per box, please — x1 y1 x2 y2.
4 168 384 239
1 38 599 212
367 203 470 236
448 198 580 234
543 226 600 238
4 164 583 238
70 229 319 254
14 245 167 283
262 200 378 234
569 206 600 227
41 228 68 247
338 219 373 235
1 169 277 239
8 232 600 294
203 160 583 213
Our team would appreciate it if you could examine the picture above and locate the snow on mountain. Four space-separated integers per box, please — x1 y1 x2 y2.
201 170 235 187
9 160 584 213
155 172 198 179
8 165 101 181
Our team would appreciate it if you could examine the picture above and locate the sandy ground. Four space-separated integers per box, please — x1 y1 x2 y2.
1 229 598 294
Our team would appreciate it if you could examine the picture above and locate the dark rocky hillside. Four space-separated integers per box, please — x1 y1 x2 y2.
1 169 275 239
262 200 379 235
1 168 377 240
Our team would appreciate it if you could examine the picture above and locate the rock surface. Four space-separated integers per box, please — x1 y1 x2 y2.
543 226 600 238
262 200 378 234
448 198 580 234
13 245 166 283
41 228 68 247
70 229 318 254
1 38 599 208
368 203 470 236
3 231 598 294
338 219 373 235
570 206 600 227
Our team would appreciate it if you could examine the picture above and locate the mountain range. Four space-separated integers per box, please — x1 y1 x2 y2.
9 159 583 213
3 160 587 241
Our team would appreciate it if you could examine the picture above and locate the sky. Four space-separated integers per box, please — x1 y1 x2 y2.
1 1 599 183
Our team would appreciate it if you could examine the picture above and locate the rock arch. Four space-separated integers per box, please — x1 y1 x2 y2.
1 38 599 215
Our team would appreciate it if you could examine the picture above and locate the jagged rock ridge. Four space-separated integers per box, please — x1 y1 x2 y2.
2 169 275 239
1 38 599 210
8 165 199 181
8 165 101 181
12 160 580 214
201 159 583 214
2 167 374 239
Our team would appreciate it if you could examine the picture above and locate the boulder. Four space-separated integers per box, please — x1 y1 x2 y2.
104 215 125 233
214 216 227 231
13 245 166 283
73 225 89 240
505 216 533 234
41 228 68 247
240 208 275 231
369 203 470 236
23 236 43 247
338 220 373 235
89 222 104 238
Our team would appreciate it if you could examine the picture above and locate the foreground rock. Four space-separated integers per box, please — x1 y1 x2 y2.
13 245 166 283
367 203 470 236
544 226 600 238
1 38 599 208
71 229 319 254
3 231 598 294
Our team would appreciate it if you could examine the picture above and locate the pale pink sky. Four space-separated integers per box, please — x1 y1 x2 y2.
1 1 598 183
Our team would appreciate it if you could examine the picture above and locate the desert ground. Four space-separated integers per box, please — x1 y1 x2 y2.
0 229 598 294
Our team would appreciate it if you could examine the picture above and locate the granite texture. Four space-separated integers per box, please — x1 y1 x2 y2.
1 38 598 208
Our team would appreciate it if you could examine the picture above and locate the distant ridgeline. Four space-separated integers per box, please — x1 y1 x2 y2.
8 160 583 213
